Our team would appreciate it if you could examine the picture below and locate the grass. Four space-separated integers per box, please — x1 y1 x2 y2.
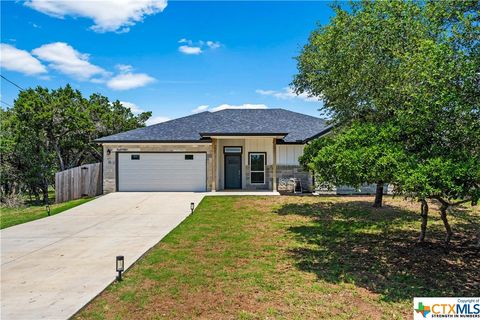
0 194 94 229
75 195 479 320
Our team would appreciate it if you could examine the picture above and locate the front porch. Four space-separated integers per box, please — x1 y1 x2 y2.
210 136 280 192
208 135 312 193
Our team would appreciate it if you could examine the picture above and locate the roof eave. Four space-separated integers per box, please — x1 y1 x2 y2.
199 132 288 137
302 126 333 143
94 139 212 144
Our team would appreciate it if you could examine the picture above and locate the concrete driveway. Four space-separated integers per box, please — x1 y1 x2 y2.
1 192 204 320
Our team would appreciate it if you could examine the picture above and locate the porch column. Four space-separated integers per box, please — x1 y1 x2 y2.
211 138 217 192
272 138 277 191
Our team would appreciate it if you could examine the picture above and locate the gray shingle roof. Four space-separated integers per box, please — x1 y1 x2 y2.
95 108 331 143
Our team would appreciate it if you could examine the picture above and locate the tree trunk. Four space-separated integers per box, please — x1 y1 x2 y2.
439 204 453 244
41 176 50 206
418 199 429 242
372 181 384 208
53 143 65 171
42 186 49 205
33 189 40 205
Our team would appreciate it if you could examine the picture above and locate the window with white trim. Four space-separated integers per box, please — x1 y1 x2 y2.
250 153 265 184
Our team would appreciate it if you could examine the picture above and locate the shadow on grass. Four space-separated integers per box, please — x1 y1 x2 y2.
276 200 480 302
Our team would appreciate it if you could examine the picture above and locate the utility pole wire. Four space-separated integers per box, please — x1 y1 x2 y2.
1 100 13 108
1 74 25 91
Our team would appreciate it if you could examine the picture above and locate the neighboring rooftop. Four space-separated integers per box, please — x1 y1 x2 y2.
95 108 331 143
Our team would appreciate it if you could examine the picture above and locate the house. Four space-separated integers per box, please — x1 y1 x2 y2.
95 108 331 193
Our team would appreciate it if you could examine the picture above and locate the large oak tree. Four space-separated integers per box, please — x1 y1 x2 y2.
294 0 479 242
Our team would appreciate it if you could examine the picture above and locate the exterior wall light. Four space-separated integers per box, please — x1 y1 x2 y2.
190 202 195 214
106 148 112 156
116 255 124 281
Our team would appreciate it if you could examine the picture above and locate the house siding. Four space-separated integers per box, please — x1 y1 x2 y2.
275 144 312 192
244 138 274 190
276 145 304 165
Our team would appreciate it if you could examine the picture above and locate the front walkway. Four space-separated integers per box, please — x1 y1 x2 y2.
1 192 204 320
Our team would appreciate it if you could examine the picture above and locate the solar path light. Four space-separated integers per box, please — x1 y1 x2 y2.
116 256 124 281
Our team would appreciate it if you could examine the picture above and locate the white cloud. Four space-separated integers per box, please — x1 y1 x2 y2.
120 101 144 113
178 38 221 55
178 45 202 55
256 87 318 102
146 115 170 126
90 77 107 84
5 42 155 90
32 42 107 80
193 103 268 113
0 43 47 75
115 64 133 72
24 0 168 33
192 105 209 113
107 72 155 90
206 41 221 49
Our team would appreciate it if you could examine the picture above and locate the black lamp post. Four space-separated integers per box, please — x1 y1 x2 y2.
190 202 195 214
116 256 124 281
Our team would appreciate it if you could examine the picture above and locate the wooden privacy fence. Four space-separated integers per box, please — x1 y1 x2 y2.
55 163 102 203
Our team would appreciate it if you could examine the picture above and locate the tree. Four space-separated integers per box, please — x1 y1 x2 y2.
294 0 479 242
293 1 429 124
300 122 404 207
391 3 480 243
0 85 151 203
293 1 430 206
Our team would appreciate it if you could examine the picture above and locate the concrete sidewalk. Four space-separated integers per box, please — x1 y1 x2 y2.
1 192 204 320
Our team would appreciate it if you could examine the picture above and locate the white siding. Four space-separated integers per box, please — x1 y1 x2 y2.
244 138 274 165
117 153 206 192
276 145 304 165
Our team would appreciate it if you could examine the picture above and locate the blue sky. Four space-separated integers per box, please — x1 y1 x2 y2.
1 1 334 124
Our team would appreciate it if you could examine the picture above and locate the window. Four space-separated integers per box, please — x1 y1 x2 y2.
185 154 194 160
249 153 265 184
224 147 242 154
131 155 140 160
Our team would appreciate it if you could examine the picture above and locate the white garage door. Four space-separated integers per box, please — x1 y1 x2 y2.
117 153 207 192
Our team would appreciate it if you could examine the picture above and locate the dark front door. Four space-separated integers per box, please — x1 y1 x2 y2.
225 155 242 189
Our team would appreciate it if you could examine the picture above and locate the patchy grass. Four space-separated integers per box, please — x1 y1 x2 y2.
0 196 94 229
76 196 479 320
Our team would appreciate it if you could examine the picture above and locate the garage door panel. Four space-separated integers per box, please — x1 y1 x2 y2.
118 153 206 192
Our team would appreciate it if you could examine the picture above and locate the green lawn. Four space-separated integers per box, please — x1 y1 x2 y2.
76 196 479 320
0 196 94 229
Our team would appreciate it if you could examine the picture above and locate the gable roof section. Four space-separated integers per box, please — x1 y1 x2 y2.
95 108 331 143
